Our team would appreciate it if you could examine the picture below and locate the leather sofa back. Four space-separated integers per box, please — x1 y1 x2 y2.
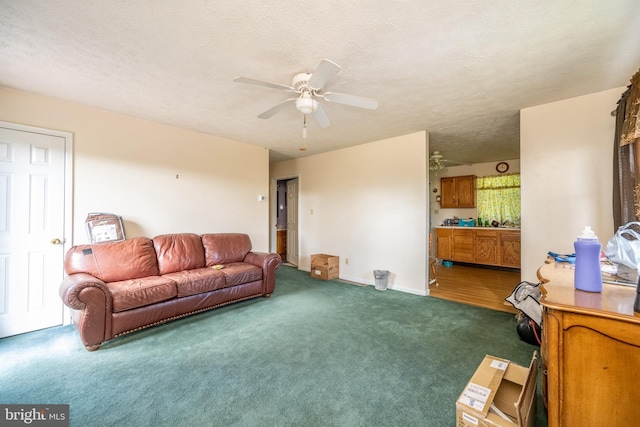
201 233 252 266
65 237 159 282
64 233 255 282
153 233 205 275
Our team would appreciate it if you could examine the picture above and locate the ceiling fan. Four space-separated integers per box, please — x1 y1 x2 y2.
234 59 378 138
429 151 471 172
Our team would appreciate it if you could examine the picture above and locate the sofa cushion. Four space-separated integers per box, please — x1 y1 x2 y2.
162 267 226 297
221 262 263 287
108 276 177 312
64 237 159 282
201 233 252 266
153 233 206 275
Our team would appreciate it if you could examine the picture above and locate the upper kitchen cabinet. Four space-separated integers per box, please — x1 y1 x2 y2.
440 175 476 208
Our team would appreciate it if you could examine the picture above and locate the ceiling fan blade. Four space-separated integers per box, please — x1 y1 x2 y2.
307 59 341 90
257 98 296 119
443 159 471 165
323 92 379 110
234 76 294 92
312 103 331 128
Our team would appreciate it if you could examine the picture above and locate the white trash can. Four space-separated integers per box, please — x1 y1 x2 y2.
373 270 390 291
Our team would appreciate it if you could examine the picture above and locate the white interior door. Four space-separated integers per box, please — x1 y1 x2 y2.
0 123 70 338
286 178 299 266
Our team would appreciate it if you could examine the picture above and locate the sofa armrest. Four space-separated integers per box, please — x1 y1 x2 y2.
59 273 113 350
244 252 282 295
59 273 111 310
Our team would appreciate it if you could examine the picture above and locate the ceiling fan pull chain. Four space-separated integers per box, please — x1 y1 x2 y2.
302 115 308 139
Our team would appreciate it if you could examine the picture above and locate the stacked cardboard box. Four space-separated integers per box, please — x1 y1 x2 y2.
310 254 339 281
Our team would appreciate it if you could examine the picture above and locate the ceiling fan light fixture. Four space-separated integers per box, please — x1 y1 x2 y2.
296 94 317 115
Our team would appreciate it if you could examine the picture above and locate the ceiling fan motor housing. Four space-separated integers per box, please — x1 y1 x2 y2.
293 73 319 114
293 73 313 91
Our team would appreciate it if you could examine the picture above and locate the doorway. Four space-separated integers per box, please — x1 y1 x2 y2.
0 121 73 338
276 177 299 266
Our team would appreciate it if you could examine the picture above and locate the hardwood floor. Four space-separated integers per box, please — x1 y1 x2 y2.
429 262 521 314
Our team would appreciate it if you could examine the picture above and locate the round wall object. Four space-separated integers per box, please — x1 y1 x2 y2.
496 162 509 173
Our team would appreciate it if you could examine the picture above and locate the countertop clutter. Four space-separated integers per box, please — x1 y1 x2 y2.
440 217 520 229
436 225 521 230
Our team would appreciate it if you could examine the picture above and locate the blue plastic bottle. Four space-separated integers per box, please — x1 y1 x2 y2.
573 226 602 292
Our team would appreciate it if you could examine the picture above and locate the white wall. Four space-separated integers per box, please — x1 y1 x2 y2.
271 131 429 295
429 159 521 229
520 87 623 281
0 86 271 251
4 85 621 288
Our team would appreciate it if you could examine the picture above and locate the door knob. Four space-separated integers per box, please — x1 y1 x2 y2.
51 238 62 245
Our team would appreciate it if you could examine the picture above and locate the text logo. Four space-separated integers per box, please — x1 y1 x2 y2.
1 405 69 426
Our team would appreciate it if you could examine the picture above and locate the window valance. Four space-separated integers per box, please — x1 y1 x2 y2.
476 173 520 190
620 68 640 147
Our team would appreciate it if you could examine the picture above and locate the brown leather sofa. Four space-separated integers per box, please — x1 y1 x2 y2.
59 233 281 350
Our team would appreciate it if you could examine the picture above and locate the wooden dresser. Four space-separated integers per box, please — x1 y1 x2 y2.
537 259 640 426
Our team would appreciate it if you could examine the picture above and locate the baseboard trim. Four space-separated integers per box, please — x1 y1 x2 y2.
299 268 429 297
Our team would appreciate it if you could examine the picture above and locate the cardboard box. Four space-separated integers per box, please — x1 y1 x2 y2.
456 352 538 427
310 254 339 281
85 212 125 244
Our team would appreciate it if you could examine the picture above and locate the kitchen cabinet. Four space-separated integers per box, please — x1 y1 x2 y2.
435 227 520 268
537 260 640 426
440 175 476 208
499 231 521 268
452 229 474 262
435 228 452 260
475 230 498 264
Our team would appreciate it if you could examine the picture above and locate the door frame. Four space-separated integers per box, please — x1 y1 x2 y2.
270 174 300 265
1 121 74 326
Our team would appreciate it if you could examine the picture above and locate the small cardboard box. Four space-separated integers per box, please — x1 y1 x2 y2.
310 254 339 281
456 352 538 427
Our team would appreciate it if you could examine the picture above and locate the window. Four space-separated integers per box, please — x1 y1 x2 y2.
476 174 521 225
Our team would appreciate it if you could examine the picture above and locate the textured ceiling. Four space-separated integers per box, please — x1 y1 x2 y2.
1 1 639 164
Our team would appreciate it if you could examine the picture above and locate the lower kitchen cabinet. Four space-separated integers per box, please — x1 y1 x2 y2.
435 227 520 268
500 231 521 268
452 229 474 262
475 230 498 264
435 228 452 260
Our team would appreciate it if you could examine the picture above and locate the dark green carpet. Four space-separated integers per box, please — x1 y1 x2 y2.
0 265 547 426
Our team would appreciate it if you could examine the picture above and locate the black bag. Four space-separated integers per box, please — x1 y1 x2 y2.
515 312 542 346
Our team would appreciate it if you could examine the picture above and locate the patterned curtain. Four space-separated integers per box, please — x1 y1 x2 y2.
476 174 521 224
613 68 640 229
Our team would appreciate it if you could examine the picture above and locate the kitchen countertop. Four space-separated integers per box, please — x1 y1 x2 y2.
435 225 521 230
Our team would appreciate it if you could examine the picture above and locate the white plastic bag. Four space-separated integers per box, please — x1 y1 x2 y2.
605 222 640 270
505 281 542 326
